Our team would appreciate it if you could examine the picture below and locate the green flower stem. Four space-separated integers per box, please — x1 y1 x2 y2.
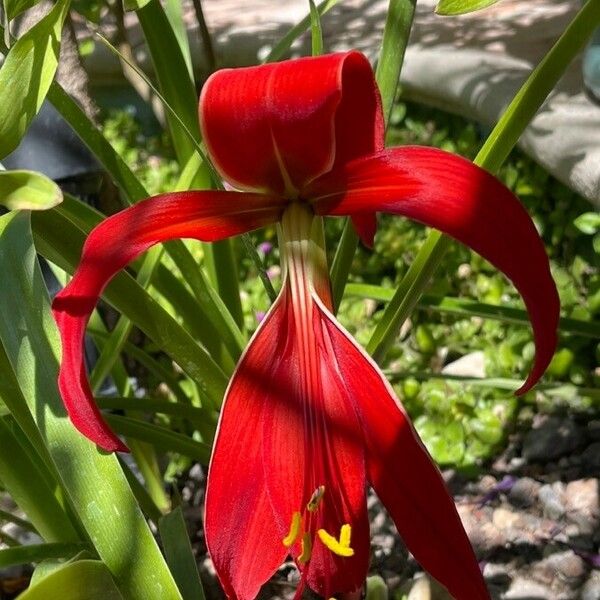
330 0 418 311
368 0 600 363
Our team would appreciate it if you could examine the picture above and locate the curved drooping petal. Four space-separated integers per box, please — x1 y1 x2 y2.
309 147 559 393
199 51 383 197
314 295 490 600
52 191 285 452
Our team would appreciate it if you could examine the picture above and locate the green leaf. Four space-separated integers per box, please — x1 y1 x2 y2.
436 0 499 16
0 211 182 600
0 415 80 543
308 0 324 56
265 0 340 63
17 559 124 600
0 170 62 210
105 415 211 462
573 212 600 235
0 543 90 569
136 0 207 170
345 283 600 339
0 0 70 158
3 0 39 21
159 507 206 600
123 0 150 11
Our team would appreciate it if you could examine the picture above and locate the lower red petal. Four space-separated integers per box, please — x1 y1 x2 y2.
205 295 289 600
52 191 284 452
309 147 559 393
261 289 369 597
316 298 490 600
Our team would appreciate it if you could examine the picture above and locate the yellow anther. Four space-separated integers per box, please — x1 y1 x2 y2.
339 523 352 548
298 532 312 564
282 512 302 547
317 526 354 557
307 485 326 512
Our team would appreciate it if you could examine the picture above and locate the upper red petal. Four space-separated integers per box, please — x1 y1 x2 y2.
199 52 383 196
52 191 284 452
309 147 559 393
315 298 490 600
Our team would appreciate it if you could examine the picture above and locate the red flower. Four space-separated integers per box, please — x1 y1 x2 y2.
52 52 559 600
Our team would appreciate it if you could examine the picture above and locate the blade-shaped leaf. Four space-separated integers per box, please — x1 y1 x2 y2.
0 0 70 158
0 211 182 600
3 0 40 20
0 170 62 211
159 507 206 600
17 559 123 600
436 0 500 16
0 543 90 569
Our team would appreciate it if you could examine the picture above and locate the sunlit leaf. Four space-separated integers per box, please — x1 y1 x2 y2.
0 0 70 158
436 0 500 16
0 170 62 211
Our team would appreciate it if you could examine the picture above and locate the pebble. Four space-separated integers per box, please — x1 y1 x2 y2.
581 571 600 600
522 416 584 462
508 477 541 508
538 482 566 519
581 442 600 471
532 550 587 587
564 479 599 535
504 577 554 599
407 574 453 600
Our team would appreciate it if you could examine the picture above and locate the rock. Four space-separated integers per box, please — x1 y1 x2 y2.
581 571 600 600
538 482 566 520
457 505 505 557
441 351 485 378
504 577 553 599
522 416 584 462
532 550 587 588
508 477 541 508
492 507 521 530
564 479 599 534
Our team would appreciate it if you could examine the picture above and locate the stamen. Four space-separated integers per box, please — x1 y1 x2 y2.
283 511 302 547
317 526 354 557
339 524 352 548
307 485 325 512
298 532 312 563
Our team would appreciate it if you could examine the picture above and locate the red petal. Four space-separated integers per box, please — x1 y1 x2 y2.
350 213 377 248
309 147 559 393
260 290 369 597
52 191 284 452
316 297 490 600
199 52 383 196
205 295 289 600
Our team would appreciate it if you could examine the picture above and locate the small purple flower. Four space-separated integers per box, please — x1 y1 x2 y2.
255 311 266 323
266 265 281 281
258 241 273 255
477 475 517 508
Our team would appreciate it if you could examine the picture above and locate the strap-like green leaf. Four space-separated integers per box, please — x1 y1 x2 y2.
0 170 62 211
0 542 90 569
159 507 207 600
0 211 182 600
346 284 600 339
436 0 500 16
0 0 70 158
3 0 40 20
17 559 124 600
